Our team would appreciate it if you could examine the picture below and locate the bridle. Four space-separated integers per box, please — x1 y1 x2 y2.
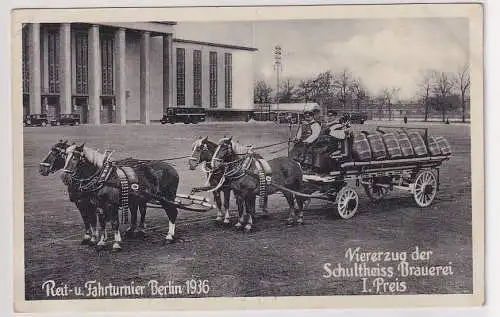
39 145 68 173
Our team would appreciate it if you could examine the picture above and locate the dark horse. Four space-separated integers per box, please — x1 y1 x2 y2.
188 136 234 224
211 137 305 231
39 140 99 245
39 140 150 244
62 144 180 251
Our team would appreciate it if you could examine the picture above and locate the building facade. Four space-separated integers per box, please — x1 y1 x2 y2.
22 22 257 124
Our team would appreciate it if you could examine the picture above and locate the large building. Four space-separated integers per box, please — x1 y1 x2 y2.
21 22 257 124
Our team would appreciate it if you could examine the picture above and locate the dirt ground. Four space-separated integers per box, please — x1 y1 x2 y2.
22 121 473 300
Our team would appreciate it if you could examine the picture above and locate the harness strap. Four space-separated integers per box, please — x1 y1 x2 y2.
115 168 130 224
255 158 273 210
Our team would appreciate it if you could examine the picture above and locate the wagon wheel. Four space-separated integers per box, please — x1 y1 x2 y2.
336 185 359 219
362 181 390 202
413 170 438 207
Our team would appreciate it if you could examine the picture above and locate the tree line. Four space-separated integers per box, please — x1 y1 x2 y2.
254 65 470 123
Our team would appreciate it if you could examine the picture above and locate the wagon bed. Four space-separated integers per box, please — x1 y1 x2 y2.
292 126 452 219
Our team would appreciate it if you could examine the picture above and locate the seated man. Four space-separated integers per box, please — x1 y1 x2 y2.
326 113 351 157
291 111 321 168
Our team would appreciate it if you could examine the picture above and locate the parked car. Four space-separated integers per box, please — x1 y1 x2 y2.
348 112 367 124
23 114 48 127
161 107 206 124
50 113 81 126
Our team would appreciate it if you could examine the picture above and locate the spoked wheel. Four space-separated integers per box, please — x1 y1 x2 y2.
362 180 390 202
413 170 438 207
336 185 359 219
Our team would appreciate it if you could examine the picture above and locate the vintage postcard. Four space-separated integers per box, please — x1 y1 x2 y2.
11 3 484 313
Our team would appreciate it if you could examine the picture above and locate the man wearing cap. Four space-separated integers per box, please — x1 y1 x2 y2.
291 110 321 169
327 113 352 156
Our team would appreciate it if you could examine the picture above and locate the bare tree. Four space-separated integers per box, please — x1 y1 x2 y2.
332 68 354 110
454 64 471 123
418 70 434 122
278 78 298 103
381 87 400 120
253 80 273 104
432 71 455 122
350 78 368 112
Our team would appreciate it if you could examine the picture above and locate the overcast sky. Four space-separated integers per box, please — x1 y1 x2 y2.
174 18 469 99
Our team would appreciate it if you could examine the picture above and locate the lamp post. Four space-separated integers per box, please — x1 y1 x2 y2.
274 45 282 118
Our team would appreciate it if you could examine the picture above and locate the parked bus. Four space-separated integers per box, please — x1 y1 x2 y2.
160 107 206 124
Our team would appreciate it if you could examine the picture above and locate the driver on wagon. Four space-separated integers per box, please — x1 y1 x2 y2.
324 112 352 156
293 110 321 167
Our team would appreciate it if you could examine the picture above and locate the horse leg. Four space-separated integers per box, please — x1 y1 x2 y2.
213 191 223 222
125 201 138 239
259 194 270 219
164 205 178 244
136 203 147 239
111 206 122 252
296 197 305 225
234 195 245 229
75 201 92 245
96 210 107 251
283 193 297 226
88 206 98 245
223 188 231 224
244 196 256 232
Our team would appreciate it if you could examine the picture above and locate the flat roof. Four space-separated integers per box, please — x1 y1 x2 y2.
255 103 321 112
151 21 178 26
173 38 258 52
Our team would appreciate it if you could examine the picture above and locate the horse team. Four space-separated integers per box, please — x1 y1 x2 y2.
39 136 305 252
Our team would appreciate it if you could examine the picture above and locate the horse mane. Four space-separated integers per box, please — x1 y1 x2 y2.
217 137 253 155
66 144 106 168
83 147 107 168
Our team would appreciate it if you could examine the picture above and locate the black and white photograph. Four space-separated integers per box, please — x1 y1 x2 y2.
12 3 484 312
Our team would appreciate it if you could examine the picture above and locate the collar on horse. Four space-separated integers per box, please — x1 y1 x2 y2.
69 150 115 193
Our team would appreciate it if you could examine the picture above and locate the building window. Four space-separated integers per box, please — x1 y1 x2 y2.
101 34 114 96
193 50 202 107
209 51 217 108
176 48 185 106
224 53 232 108
22 26 30 94
47 29 60 94
75 31 88 95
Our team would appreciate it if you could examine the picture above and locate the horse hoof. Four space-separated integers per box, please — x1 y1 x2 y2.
215 216 223 222
223 218 231 225
286 219 295 227
89 238 97 246
244 224 253 232
234 223 243 230
112 244 122 252
297 219 304 225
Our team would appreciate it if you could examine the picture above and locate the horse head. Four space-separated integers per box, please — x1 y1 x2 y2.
189 136 210 170
211 137 235 170
39 140 71 176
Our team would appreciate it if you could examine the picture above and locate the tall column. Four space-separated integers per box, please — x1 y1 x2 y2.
115 28 127 125
88 24 101 125
59 23 72 114
162 33 173 114
29 23 41 115
140 31 151 124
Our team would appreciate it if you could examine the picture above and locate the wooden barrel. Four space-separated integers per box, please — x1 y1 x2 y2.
396 131 415 158
367 133 387 161
352 133 372 162
382 132 403 159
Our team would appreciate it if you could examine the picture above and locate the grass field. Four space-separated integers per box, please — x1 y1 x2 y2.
22 121 472 300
